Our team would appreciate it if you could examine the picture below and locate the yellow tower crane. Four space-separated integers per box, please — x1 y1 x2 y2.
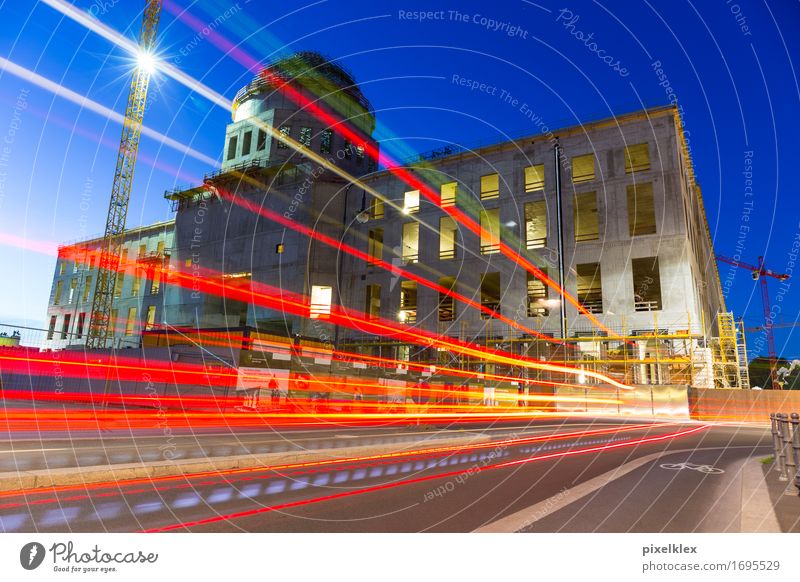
86 1 162 348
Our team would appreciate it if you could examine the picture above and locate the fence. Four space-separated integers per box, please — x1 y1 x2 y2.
770 413 800 496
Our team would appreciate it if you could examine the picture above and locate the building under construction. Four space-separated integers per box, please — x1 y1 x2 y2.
41 52 749 395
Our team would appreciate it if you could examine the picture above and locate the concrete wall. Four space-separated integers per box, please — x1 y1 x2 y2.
554 384 690 418
689 388 800 423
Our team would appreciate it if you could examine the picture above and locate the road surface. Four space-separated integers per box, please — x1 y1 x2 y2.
0 419 777 533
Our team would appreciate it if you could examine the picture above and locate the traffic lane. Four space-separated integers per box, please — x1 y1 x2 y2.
142 423 708 533
0 421 676 532
174 425 763 533
521 433 774 532
0 418 649 472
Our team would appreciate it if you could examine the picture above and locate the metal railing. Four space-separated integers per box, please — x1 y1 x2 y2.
770 412 800 495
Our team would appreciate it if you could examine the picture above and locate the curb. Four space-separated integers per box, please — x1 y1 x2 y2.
0 433 493 493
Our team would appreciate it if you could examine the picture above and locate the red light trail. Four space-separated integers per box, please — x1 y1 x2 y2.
0 421 677 500
140 423 710 532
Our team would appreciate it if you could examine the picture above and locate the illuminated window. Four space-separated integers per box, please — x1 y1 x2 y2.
527 270 549 317
149 268 160 295
125 307 137 336
370 197 384 219
627 182 656 236
524 200 547 249
480 272 501 319
368 228 383 264
76 312 86 339
299 127 312 147
439 216 458 260
47 316 57 340
625 143 650 173
310 285 332 319
524 164 545 192
438 277 456 322
138 244 147 258
114 273 125 298
403 190 420 214
131 274 141 297
59 261 66 275
399 281 417 324
480 173 500 200
145 306 157 330
632 257 662 311
344 140 352 159
480 208 500 255
356 144 365 164
320 129 332 154
157 240 165 255
441 181 457 207
577 263 603 314
257 129 267 151
574 191 599 242
402 222 419 263
242 130 252 156
61 314 71 340
226 136 238 160
68 278 77 304
572 154 595 183
365 284 381 319
82 276 92 302
277 126 290 149
54 281 63 305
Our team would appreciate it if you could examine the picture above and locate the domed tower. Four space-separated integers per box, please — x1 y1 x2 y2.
163 52 379 343
222 51 377 176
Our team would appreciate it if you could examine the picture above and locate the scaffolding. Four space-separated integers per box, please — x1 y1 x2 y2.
338 312 720 389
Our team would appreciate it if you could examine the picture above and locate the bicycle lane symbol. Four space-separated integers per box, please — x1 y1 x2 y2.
659 462 725 474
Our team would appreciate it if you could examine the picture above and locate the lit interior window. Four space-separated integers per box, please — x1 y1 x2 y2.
572 154 595 183
310 285 332 319
524 164 545 192
403 190 420 214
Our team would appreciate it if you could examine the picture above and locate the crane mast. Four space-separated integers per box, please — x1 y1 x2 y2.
86 1 162 349
716 254 790 389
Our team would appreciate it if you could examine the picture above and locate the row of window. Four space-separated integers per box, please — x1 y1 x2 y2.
227 124 368 163
367 182 657 266
52 268 163 306
46 306 158 341
345 255 664 325
56 242 167 276
386 143 651 216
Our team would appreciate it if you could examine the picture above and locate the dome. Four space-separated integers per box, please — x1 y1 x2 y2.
232 51 373 119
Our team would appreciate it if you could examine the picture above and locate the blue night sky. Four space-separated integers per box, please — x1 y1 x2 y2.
0 0 798 358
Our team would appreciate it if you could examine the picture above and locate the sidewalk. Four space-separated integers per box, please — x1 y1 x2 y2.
761 459 800 532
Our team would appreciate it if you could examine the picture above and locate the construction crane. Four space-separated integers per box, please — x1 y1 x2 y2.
86 1 162 349
716 254 790 389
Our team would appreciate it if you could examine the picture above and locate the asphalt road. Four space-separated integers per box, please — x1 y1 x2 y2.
0 419 776 533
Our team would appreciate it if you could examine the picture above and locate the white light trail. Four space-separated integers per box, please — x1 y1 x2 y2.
0 56 218 166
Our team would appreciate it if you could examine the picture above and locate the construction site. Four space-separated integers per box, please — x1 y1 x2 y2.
2 1 793 419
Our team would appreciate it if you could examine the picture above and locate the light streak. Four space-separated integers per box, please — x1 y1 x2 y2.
52 245 635 389
0 55 217 166
0 421 670 499
140 424 710 532
41 0 621 340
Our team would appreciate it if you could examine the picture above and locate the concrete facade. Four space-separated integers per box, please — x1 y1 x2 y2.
339 106 724 346
43 220 174 350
